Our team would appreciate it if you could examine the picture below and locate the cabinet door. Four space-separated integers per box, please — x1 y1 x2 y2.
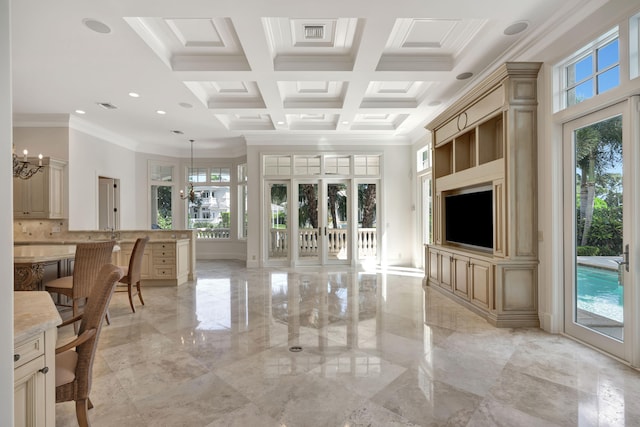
427 248 439 282
13 166 48 218
14 355 46 427
470 259 492 310
48 164 65 218
453 255 470 299
439 251 453 290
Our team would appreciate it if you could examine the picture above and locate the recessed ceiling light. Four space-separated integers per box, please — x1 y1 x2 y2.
156 110 166 115
128 92 140 98
75 109 86 115
456 72 473 80
277 121 285 125
342 121 349 125
170 130 184 135
179 102 193 109
82 18 111 34
503 21 529 36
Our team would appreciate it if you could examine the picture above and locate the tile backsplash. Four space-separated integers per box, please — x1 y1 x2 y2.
14 219 68 241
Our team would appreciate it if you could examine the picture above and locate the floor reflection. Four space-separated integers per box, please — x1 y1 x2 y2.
53 260 640 427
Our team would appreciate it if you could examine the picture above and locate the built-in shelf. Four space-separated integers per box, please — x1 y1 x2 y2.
425 62 541 328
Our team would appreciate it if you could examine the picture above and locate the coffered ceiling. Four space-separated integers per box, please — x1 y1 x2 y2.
10 0 588 155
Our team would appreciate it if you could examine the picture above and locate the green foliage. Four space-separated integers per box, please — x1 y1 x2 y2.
156 214 172 229
577 246 600 256
192 221 213 229
219 212 230 228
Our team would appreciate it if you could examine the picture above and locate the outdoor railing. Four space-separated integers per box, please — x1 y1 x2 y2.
196 228 230 239
268 227 376 258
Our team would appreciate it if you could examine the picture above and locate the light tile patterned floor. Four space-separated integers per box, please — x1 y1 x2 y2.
55 260 640 426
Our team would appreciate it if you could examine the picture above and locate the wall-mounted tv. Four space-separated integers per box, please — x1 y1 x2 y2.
444 188 493 251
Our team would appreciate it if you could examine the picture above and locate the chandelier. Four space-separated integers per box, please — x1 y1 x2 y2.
179 139 196 203
13 146 43 180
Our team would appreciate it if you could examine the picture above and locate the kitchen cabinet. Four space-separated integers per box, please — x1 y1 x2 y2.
14 292 61 427
14 158 66 219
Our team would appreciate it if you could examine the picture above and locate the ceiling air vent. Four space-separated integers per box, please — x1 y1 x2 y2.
97 102 118 110
304 25 324 39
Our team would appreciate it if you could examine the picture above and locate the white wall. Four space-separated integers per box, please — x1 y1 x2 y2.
12 126 69 160
68 128 137 230
1 0 14 423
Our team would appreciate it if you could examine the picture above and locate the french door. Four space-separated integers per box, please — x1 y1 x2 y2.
563 100 637 361
295 180 350 265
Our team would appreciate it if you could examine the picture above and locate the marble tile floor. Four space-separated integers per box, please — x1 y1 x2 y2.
55 260 640 426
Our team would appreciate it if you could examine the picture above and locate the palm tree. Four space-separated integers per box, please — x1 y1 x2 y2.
575 115 621 246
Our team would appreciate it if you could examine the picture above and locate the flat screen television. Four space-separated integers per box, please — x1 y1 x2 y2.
444 189 493 250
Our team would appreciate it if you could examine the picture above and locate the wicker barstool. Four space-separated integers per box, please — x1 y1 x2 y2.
45 241 116 329
55 264 123 427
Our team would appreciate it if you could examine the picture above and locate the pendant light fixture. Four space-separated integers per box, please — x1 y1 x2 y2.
179 139 196 203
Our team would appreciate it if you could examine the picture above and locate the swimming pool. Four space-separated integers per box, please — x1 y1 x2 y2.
577 265 623 323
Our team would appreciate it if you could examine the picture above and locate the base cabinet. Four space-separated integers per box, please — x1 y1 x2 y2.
14 328 57 427
425 245 538 327
117 240 189 286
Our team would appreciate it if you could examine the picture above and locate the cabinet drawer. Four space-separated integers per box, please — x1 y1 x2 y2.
14 332 44 368
153 256 175 266
152 243 175 254
153 267 175 278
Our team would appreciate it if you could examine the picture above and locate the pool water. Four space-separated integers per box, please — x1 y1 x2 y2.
577 265 623 323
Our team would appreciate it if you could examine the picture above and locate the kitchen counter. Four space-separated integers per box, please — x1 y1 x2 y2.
14 244 77 263
14 291 62 343
14 244 120 291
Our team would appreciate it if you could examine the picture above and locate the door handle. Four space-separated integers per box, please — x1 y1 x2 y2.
618 244 630 273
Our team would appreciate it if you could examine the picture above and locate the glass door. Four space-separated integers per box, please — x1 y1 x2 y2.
295 180 351 265
563 101 630 360
266 182 290 264
326 182 349 263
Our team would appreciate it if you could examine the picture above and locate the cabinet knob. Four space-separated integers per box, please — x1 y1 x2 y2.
14 354 20 362
39 366 49 374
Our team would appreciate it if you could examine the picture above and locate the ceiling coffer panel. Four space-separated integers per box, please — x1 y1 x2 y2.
184 81 266 109
278 81 347 108
125 17 250 71
263 17 363 71
360 81 432 108
377 18 486 71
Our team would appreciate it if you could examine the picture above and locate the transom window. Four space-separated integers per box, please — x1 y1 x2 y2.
556 27 620 110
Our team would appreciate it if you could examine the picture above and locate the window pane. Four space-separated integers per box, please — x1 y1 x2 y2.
294 156 321 175
210 167 230 182
188 185 231 239
151 185 172 229
238 184 248 239
567 55 593 86
568 79 594 106
325 156 350 175
151 165 173 182
597 39 619 70
238 163 247 182
189 168 207 183
597 66 620 94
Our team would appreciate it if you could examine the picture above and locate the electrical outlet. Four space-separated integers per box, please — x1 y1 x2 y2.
22 226 28 233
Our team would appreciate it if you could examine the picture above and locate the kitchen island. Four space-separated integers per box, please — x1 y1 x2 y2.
14 245 77 291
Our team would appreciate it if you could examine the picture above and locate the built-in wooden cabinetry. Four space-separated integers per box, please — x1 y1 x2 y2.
14 158 66 219
425 62 541 327
14 292 60 427
118 239 189 286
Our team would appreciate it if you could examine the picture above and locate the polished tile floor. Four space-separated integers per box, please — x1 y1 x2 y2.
56 260 640 426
